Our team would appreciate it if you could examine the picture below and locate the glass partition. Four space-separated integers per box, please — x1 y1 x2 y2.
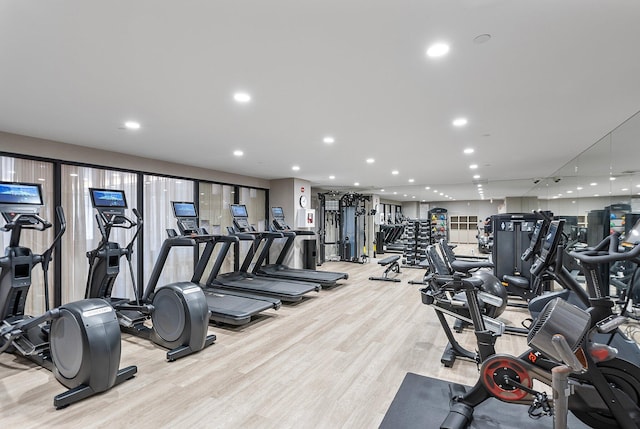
237 187 267 271
0 156 54 314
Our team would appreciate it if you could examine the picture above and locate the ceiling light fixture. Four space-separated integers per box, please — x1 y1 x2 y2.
329 175 335 180
233 150 244 156
408 179 414 183
425 186 431 190
577 186 583 190
380 189 385 192
292 165 300 171
354 182 360 186
426 42 450 58
124 121 141 130
469 164 478 169
323 136 335 144
463 148 474 154
233 92 251 103
392 170 399 175
590 182 597 186
366 158 375 164
453 117 468 127
473 174 480 179
473 34 492 44
610 177 616 181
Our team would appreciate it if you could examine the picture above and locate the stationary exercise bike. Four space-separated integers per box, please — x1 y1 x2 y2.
85 188 214 362
0 181 136 408
433 220 640 429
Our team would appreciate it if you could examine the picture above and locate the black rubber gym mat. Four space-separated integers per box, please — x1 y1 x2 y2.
379 372 589 428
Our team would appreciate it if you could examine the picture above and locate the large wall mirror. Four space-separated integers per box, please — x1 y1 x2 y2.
526 109 640 241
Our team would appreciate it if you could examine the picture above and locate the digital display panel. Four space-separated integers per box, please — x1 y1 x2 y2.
542 222 559 251
230 204 248 217
172 201 197 218
90 188 127 208
0 182 43 205
271 207 284 218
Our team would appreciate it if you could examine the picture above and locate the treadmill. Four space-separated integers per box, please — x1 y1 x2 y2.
205 204 321 302
251 207 348 287
169 201 281 325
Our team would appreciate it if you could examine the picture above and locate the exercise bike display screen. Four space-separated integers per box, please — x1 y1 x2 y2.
231 204 248 218
271 207 284 218
622 218 640 246
90 188 127 208
172 201 197 218
0 182 43 206
541 221 561 258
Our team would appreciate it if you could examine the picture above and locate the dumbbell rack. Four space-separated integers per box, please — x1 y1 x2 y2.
402 218 430 266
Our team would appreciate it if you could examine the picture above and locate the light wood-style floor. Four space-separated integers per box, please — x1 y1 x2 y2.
1 259 536 428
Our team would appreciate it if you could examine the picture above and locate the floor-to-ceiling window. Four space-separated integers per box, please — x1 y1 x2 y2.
237 187 267 271
0 156 54 314
198 182 235 276
142 175 194 288
60 166 138 303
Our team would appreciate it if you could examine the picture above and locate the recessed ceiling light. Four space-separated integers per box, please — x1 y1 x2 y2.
292 165 300 171
392 170 399 175
403 194 408 197
566 190 573 194
576 186 583 190
233 92 251 103
622 188 629 191
393 192 397 195
477 184 482 187
412 196 416 199
590 182 597 186
469 164 478 169
124 121 141 130
463 148 474 154
439 193 444 196
453 118 468 127
408 179 414 183
366 158 375 164
433 190 438 193
636 184 640 188
426 42 450 58
354 182 360 186
425 186 430 190
233 150 244 156
594 194 599 197
380 189 385 192
610 177 616 181
323 136 335 144
473 174 480 179
473 34 491 44
329 175 335 180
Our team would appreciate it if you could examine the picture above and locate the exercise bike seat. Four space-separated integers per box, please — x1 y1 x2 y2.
450 259 494 274
502 274 529 290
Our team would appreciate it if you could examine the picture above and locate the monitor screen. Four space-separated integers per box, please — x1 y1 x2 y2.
0 182 43 206
622 218 640 246
172 201 197 218
90 188 127 208
529 220 544 248
272 207 284 218
542 221 559 252
230 204 248 218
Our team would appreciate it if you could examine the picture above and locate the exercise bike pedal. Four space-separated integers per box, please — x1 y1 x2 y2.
596 314 627 333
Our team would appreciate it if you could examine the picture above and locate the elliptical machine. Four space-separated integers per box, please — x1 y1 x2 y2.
433 220 640 429
85 188 214 362
0 181 136 408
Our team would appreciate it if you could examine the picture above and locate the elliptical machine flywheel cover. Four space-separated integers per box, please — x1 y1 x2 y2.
50 298 121 392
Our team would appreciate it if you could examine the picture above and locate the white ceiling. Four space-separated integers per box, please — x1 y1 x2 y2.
1 1 639 202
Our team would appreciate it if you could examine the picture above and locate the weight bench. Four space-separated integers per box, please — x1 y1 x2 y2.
369 255 401 282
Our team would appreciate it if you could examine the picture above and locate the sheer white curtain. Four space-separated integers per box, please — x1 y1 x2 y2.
60 166 138 303
142 175 194 288
238 187 267 271
198 182 235 276
0 157 54 314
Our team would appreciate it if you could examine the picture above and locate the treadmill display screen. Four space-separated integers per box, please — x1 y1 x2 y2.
172 201 197 218
0 182 43 205
231 204 248 218
90 188 127 208
272 207 284 218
